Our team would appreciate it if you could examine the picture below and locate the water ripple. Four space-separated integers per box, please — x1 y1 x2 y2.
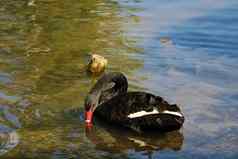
0 124 19 156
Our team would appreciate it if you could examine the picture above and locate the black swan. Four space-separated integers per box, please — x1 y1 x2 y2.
84 72 184 132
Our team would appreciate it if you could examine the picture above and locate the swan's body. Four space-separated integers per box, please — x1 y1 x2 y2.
85 72 184 132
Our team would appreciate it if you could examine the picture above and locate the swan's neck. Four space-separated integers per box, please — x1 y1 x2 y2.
91 72 127 92
89 91 101 106
86 72 128 113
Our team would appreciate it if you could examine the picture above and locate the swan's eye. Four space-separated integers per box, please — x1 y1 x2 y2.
85 104 91 111
85 103 96 111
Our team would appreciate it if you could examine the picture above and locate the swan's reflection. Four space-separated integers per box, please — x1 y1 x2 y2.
85 117 183 155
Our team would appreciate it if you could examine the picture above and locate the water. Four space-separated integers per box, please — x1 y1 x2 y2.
0 0 238 158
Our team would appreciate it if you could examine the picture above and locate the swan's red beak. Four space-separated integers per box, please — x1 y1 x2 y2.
85 110 93 125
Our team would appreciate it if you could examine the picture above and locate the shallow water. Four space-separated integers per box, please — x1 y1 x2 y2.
0 0 238 158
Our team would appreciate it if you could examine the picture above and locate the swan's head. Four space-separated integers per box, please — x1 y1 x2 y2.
84 72 128 126
84 94 100 125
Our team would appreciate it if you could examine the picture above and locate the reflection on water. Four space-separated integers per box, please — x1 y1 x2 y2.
0 0 238 158
86 118 183 157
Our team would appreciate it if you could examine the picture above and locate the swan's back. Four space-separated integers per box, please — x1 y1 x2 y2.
95 92 184 132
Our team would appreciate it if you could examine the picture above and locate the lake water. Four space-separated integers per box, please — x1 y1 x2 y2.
0 0 238 158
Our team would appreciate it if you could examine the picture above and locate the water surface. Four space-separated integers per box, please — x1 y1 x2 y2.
0 0 238 158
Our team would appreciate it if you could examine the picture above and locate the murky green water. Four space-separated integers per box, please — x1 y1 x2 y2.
0 0 238 158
